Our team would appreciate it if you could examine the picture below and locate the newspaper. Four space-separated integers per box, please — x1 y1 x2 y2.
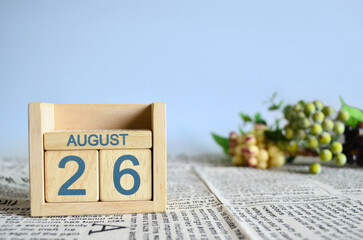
0 155 362 239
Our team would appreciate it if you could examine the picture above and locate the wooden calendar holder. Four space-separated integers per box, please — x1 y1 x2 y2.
28 103 166 216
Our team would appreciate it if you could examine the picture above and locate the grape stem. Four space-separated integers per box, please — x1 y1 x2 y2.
285 149 318 157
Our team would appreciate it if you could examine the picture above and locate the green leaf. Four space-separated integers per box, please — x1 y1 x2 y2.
265 129 286 142
268 105 279 110
254 112 267 125
211 132 229 155
340 97 363 127
263 92 278 104
269 92 278 102
238 126 245 135
240 113 252 124
278 100 284 108
268 100 284 111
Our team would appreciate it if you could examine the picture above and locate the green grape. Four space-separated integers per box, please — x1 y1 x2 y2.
335 153 347 166
286 111 294 120
293 103 303 112
310 163 322 174
290 112 298 121
312 111 325 123
330 141 343 154
296 129 306 140
297 112 305 119
284 124 291 130
310 123 323 135
314 100 324 110
292 121 300 130
333 121 345 134
304 102 316 116
307 136 319 149
283 105 292 114
289 110 298 120
283 105 293 120
287 141 299 152
322 106 334 116
292 103 302 112
319 149 332 162
285 128 294 140
337 110 350 122
319 132 331 145
284 111 291 120
322 119 334 131
299 118 311 129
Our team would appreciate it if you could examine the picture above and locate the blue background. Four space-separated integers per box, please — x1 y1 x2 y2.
1 1 362 159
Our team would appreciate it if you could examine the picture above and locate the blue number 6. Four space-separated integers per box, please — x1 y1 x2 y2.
113 155 141 195
58 156 86 196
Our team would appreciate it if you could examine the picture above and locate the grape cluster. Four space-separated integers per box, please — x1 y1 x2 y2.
283 100 350 173
229 124 285 169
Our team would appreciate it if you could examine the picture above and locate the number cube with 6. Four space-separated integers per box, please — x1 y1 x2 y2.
29 103 166 216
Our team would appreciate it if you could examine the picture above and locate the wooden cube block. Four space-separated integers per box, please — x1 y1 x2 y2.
45 150 99 202
99 149 152 201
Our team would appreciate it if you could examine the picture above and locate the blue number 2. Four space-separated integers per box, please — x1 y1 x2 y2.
58 156 86 196
113 155 141 195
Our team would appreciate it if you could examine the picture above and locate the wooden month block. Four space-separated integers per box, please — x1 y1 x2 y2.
44 130 152 150
45 150 99 202
99 149 152 201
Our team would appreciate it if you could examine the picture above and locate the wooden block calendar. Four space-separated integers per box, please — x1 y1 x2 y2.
28 103 166 216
